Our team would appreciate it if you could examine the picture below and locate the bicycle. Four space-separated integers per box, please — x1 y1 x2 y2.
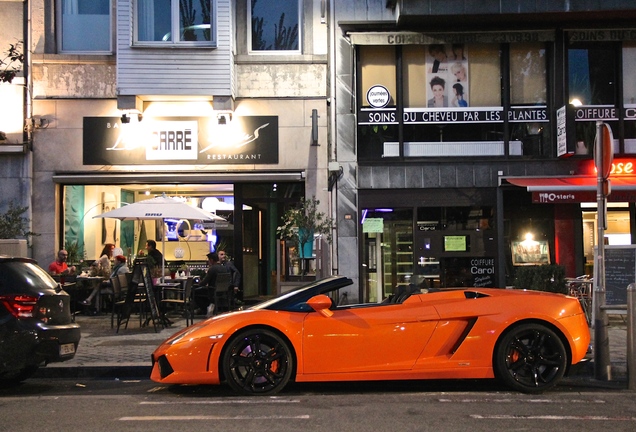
566 275 592 325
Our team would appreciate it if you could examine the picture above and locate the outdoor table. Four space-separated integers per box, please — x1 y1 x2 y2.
76 276 107 313
149 281 181 327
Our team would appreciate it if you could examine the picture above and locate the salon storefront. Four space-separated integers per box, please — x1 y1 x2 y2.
344 25 636 302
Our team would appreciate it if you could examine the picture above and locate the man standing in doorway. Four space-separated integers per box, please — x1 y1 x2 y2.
218 249 242 302
193 252 230 317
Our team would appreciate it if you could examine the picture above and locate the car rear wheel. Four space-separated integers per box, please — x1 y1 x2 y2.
222 328 293 396
0 365 39 387
494 323 567 393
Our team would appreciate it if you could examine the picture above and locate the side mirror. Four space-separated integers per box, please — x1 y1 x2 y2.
306 294 334 317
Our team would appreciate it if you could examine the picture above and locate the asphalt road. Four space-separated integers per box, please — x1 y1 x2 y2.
1 377 634 432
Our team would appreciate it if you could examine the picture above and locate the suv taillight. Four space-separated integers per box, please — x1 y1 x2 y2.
0 294 38 318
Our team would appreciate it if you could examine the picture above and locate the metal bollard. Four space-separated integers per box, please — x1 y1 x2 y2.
628 284 636 390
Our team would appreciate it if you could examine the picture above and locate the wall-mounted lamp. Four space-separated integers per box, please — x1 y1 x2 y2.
328 161 343 191
217 112 232 125
320 0 326 24
121 112 143 123
311 108 319 146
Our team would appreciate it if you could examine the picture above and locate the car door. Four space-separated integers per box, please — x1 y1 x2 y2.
301 297 440 374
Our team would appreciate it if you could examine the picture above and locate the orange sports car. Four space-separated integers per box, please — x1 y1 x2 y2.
151 276 590 395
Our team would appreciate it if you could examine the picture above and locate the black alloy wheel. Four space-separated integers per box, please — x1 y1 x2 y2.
494 323 567 393
222 328 293 396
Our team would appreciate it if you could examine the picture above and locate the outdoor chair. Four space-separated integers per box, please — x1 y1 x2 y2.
213 272 235 315
115 272 148 333
160 276 195 326
110 275 122 328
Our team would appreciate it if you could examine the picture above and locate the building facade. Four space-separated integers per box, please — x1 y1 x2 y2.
0 0 330 298
331 0 636 302
5 1 636 304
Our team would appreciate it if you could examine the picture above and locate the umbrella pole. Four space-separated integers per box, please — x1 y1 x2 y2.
162 218 166 282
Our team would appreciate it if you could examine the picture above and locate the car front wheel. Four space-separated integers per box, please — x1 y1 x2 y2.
222 328 293 396
494 323 567 393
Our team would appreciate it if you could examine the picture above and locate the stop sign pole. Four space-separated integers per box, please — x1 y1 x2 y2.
594 121 613 381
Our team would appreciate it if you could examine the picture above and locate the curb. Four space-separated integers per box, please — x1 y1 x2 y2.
34 365 152 380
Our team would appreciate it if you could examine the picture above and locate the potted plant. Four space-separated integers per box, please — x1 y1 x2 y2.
0 201 37 256
277 196 333 259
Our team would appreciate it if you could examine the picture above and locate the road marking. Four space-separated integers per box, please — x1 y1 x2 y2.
471 415 636 421
140 399 301 405
439 398 606 404
120 415 310 421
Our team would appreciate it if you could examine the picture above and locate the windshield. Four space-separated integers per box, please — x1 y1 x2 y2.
250 276 353 312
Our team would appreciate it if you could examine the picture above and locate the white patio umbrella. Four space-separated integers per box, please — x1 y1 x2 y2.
93 195 225 278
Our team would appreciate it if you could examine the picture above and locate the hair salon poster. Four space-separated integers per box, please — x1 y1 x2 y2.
426 43 469 109
83 116 279 165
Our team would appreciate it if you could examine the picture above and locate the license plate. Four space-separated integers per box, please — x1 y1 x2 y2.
60 343 75 356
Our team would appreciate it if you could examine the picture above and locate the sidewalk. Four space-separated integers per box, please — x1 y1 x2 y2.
35 311 190 379
36 312 632 386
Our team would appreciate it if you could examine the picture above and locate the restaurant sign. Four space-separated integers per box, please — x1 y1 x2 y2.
83 116 279 165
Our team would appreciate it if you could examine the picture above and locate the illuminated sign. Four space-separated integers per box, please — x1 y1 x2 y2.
581 159 635 176
83 116 279 165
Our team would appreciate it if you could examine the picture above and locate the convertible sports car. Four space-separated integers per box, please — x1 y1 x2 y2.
151 276 590 395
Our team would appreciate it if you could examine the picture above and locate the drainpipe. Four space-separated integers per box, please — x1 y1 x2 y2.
24 0 34 257
327 0 338 275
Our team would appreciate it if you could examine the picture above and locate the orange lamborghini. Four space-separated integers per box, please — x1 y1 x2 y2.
151 276 590 395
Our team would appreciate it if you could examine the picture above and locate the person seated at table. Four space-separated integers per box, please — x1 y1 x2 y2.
48 249 76 276
193 252 230 317
80 252 123 307
96 243 115 276
145 240 163 271
110 255 130 277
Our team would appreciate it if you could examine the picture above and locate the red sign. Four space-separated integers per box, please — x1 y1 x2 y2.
532 190 636 203
594 123 614 179
581 159 634 176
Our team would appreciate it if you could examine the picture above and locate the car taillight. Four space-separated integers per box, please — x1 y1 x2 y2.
0 294 38 318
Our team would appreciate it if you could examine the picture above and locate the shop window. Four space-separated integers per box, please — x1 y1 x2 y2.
248 0 300 53
568 42 616 106
135 0 216 46
361 209 413 303
357 124 399 161
59 0 112 53
510 43 547 104
623 43 636 153
403 43 500 108
360 46 397 107
467 44 501 107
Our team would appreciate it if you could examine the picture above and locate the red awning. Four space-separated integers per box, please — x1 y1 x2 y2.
505 176 636 191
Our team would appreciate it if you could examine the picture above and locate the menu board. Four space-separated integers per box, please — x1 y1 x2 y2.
603 246 636 306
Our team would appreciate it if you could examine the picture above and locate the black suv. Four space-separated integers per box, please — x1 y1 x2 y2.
0 256 81 384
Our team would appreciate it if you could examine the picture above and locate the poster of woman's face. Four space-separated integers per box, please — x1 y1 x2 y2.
426 44 469 108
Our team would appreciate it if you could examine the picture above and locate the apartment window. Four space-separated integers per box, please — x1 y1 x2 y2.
136 0 216 46
249 0 300 53
59 0 111 53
